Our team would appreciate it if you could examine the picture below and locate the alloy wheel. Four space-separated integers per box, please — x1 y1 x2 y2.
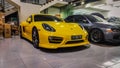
32 28 39 48
90 29 103 43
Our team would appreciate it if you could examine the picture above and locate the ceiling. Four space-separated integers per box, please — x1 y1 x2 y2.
69 0 101 6
84 0 101 4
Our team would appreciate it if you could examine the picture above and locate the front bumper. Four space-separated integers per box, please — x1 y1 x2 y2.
39 33 89 49
104 32 120 43
39 41 89 49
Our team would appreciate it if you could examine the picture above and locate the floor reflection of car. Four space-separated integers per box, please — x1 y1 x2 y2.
20 14 89 49
65 15 120 43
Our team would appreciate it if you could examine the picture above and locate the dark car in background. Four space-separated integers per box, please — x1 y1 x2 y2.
65 15 120 43
108 17 120 24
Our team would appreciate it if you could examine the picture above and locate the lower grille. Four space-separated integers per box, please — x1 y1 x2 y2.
48 36 63 44
66 40 84 44
113 35 120 40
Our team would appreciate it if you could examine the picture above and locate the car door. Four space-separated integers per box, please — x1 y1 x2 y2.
25 16 33 37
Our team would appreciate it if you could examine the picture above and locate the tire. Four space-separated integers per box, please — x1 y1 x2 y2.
90 29 104 43
32 28 39 49
20 26 23 39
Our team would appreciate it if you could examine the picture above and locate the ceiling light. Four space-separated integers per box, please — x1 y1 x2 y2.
81 1 85 5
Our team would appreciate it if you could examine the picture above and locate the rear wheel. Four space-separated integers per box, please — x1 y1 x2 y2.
90 29 104 43
20 26 23 39
32 28 39 49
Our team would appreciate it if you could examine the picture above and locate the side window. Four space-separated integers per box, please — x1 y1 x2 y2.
29 16 33 22
74 16 89 24
27 15 32 23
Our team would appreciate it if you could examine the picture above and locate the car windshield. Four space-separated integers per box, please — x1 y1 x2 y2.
34 15 63 22
85 15 104 22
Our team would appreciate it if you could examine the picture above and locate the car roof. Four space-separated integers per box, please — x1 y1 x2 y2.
68 14 92 17
32 14 53 16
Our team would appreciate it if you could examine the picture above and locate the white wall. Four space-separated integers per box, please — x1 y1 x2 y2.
101 6 120 17
108 7 120 17
73 8 108 18
73 9 101 15
93 5 120 17
48 7 60 16
11 0 41 22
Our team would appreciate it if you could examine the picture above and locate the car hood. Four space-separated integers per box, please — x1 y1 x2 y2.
108 22 120 28
39 21 87 35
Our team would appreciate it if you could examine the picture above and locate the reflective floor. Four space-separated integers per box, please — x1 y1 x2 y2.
0 36 120 68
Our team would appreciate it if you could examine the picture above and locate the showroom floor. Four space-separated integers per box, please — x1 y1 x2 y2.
0 36 120 68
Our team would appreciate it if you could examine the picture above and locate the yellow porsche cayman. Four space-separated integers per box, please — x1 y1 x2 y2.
20 14 89 49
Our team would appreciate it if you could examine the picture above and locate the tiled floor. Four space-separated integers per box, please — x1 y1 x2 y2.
0 36 120 68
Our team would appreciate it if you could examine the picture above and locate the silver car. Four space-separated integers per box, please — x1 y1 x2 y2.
65 15 120 43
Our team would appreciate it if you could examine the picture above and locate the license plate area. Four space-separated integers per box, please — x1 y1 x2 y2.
71 35 82 40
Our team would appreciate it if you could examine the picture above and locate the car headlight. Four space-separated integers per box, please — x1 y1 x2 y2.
78 24 88 34
42 23 56 32
106 28 120 32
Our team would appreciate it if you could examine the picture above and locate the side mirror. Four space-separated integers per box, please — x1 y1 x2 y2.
83 20 88 23
27 18 31 23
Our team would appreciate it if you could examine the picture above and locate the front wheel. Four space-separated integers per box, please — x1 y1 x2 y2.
32 28 39 49
90 29 104 43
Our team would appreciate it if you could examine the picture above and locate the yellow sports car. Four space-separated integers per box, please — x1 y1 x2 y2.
20 14 89 49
